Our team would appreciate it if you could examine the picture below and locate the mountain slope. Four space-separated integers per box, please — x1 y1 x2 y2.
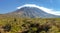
7 7 60 18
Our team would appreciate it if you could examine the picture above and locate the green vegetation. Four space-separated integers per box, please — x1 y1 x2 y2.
0 16 60 33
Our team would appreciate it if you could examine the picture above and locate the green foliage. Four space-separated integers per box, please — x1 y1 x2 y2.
0 17 60 33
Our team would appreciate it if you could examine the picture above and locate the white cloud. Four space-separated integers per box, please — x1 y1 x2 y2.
17 4 60 16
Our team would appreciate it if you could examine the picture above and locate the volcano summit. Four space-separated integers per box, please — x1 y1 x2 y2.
6 5 60 18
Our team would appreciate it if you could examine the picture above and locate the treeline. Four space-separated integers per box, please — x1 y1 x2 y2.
0 17 60 33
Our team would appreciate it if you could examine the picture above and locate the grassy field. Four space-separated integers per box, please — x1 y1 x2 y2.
0 16 60 33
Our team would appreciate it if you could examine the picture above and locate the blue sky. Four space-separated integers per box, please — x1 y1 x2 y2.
0 0 60 14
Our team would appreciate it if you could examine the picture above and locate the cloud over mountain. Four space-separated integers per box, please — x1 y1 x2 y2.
17 4 60 16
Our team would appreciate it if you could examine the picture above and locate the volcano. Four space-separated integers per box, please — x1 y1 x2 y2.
6 6 60 18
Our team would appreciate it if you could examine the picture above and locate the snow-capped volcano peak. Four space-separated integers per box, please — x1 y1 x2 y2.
17 4 60 16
